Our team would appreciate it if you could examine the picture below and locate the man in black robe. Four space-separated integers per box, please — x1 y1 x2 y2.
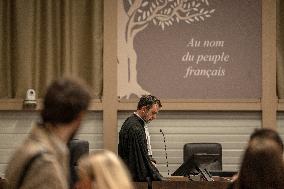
118 95 164 182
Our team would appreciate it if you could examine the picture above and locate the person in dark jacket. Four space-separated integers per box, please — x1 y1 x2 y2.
118 95 164 182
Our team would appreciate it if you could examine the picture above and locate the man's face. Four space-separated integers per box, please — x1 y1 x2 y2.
142 103 160 123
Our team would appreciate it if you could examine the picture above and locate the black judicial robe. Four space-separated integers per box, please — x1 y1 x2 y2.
118 114 163 181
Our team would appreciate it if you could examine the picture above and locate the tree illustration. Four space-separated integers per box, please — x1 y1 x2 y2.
118 0 215 99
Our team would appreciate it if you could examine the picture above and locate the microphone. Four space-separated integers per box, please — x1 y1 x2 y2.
160 129 170 176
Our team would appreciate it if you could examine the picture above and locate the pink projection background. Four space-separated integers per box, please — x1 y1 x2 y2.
117 0 261 99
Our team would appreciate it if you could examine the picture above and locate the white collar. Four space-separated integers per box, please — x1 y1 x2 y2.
134 112 147 125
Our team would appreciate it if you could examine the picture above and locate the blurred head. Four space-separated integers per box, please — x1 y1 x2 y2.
77 150 133 189
41 77 91 125
249 128 284 152
137 95 162 123
238 138 284 189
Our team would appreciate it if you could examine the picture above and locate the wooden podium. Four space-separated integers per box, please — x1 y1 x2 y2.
133 176 230 189
152 180 229 189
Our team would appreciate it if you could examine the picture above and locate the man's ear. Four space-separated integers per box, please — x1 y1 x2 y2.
74 111 85 123
141 106 147 113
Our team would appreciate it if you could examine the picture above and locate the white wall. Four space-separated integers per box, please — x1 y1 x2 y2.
0 111 103 177
277 112 284 144
0 110 265 178
118 111 261 176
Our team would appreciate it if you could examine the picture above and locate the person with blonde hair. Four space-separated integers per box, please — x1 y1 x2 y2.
76 150 133 189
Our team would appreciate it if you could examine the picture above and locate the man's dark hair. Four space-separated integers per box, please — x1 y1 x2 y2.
41 77 91 125
250 128 284 152
137 95 162 110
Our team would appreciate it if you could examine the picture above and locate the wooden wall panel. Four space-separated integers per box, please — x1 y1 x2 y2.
0 111 103 177
118 111 261 176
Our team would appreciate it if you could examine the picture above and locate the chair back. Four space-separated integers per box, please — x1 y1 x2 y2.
68 139 89 188
183 143 222 171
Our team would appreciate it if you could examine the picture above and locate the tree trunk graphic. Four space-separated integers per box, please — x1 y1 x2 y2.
118 0 215 99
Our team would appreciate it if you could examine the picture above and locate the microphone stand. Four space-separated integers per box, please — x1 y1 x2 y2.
160 129 170 176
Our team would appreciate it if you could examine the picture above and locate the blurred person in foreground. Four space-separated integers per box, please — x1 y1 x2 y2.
118 95 164 182
227 128 284 189
5 77 91 189
75 150 133 189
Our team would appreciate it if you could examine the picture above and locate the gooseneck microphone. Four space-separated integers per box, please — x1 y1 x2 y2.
160 129 170 176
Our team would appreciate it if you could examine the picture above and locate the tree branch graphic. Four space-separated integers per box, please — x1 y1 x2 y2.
118 0 215 99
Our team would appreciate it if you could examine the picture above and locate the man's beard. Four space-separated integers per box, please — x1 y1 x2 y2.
142 114 150 124
145 119 151 124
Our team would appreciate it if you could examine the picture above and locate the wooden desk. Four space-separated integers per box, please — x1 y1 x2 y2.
133 182 148 189
133 177 230 189
0 178 7 189
152 180 229 189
